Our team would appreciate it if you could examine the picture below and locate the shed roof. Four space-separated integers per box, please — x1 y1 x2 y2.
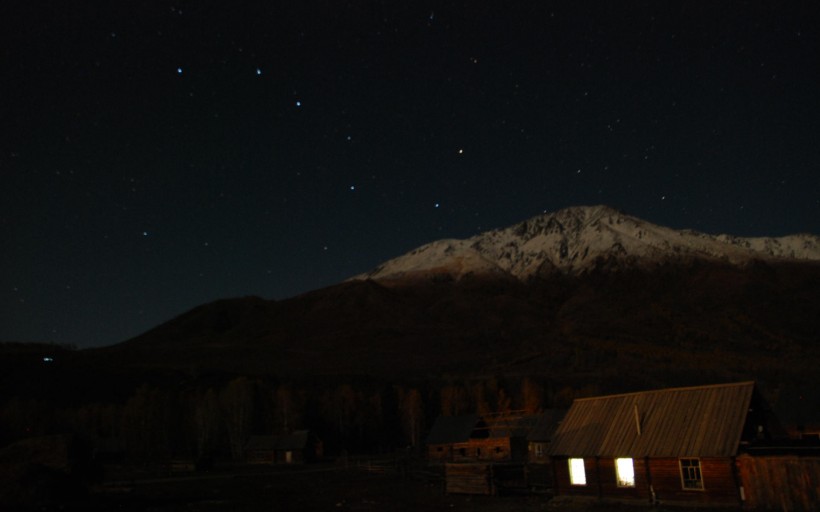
426 414 482 445
549 382 756 458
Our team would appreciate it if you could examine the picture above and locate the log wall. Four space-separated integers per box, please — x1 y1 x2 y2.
647 457 740 505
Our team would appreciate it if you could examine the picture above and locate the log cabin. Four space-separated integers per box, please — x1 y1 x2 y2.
547 381 781 507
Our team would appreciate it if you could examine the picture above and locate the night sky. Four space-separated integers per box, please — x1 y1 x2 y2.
2 2 819 348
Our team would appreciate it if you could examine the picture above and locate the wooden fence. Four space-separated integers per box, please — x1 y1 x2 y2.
737 454 820 511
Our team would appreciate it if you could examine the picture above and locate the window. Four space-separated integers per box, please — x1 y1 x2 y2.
534 444 544 457
615 458 635 487
679 458 703 490
569 458 587 485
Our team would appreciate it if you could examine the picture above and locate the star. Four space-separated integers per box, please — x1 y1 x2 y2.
177 67 183 75
256 68 262 75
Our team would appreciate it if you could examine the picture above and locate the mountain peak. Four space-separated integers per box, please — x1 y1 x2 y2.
354 205 820 282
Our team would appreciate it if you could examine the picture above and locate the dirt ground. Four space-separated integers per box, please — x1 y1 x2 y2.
66 464 738 512
86 464 552 512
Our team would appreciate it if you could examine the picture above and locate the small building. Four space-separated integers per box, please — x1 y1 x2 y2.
245 430 322 465
428 412 540 495
548 381 780 507
526 409 567 493
527 409 566 464
426 414 486 463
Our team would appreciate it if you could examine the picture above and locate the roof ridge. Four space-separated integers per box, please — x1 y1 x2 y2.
571 381 756 403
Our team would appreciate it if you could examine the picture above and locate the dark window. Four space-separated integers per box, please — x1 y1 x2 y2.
679 458 703 490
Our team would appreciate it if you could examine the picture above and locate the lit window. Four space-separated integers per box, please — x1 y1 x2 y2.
679 458 703 490
615 458 635 487
569 458 587 485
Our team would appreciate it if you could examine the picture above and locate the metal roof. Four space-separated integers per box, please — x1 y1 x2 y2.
548 382 756 457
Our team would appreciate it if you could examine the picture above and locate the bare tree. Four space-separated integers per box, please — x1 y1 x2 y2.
220 377 255 461
398 387 424 448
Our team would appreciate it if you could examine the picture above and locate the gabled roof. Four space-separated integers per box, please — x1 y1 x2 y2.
549 382 756 457
527 409 567 442
426 414 482 445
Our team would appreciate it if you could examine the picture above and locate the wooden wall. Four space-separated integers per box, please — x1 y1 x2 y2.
552 456 742 506
452 438 511 462
647 457 740 505
737 454 820 511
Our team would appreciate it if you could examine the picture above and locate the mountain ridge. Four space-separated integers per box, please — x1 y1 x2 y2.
353 205 820 282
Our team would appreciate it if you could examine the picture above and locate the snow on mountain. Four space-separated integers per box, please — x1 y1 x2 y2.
353 205 820 282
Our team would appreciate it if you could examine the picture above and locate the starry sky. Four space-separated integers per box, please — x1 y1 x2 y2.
2 2 819 348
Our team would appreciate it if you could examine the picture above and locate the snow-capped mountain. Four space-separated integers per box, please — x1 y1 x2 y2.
354 205 820 281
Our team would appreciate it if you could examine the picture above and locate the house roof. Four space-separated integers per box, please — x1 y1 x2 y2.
246 430 310 451
527 409 567 442
426 414 481 445
549 382 756 458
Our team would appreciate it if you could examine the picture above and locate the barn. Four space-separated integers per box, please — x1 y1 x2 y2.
548 381 781 507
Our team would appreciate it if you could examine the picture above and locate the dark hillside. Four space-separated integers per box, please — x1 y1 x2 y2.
81 261 820 420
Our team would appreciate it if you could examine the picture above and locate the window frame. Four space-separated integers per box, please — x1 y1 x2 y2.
679 458 704 491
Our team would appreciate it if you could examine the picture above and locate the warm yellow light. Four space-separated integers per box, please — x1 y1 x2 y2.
569 458 586 485
616 458 635 487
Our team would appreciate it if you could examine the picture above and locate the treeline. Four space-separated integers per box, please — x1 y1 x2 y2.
0 375 598 462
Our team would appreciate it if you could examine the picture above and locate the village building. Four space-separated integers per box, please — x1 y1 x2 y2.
426 411 551 494
527 409 566 464
526 409 566 493
425 414 486 463
547 381 820 509
244 430 322 465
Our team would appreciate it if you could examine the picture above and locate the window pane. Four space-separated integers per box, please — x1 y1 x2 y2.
569 458 587 485
679 458 704 490
615 458 635 487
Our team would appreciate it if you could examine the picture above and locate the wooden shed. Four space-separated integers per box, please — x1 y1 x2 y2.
426 414 486 463
427 412 541 464
245 430 322 465
548 381 779 507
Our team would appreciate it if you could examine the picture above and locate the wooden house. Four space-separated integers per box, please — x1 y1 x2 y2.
427 412 541 463
245 430 322 465
426 414 486 463
548 381 780 507
429 412 540 495
527 409 566 464
526 409 567 493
